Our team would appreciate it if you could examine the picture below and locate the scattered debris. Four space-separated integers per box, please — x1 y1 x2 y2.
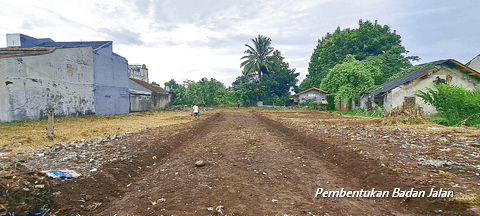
216 205 224 213
198 183 213 189
195 160 206 167
41 170 81 179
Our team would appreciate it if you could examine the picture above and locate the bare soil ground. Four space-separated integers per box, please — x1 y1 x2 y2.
1 109 480 215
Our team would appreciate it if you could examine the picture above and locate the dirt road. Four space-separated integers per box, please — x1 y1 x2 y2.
49 110 477 215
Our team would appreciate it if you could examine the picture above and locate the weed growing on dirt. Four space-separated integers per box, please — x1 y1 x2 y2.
329 108 383 118
449 194 480 206
0 110 196 153
438 170 455 178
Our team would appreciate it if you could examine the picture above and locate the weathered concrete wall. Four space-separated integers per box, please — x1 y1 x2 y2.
129 91 152 112
297 89 327 103
387 65 480 114
153 92 171 109
0 47 95 122
128 80 171 110
128 65 148 83
467 55 480 73
0 60 10 121
6 33 54 47
93 43 129 115
359 95 368 110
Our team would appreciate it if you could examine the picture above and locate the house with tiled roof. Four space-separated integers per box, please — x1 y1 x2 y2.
293 87 328 104
0 33 129 122
128 65 171 111
360 59 480 114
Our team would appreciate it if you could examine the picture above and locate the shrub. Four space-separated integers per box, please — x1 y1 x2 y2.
330 108 383 118
326 94 336 110
415 84 480 127
298 99 327 110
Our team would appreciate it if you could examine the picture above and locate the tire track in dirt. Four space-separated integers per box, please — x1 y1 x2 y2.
95 111 420 215
254 112 418 190
254 111 474 215
53 112 223 215
251 112 419 215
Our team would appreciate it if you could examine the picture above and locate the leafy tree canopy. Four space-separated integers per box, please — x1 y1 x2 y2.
320 55 380 102
234 49 299 105
164 79 180 89
167 35 299 107
301 19 419 91
170 78 230 106
240 35 276 81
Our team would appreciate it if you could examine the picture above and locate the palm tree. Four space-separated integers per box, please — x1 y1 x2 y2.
240 35 275 81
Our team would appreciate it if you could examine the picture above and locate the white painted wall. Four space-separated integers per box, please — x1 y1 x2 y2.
467 55 480 73
387 65 479 114
298 89 327 104
6 34 20 47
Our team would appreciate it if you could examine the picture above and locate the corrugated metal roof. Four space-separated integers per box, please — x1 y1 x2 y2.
366 59 479 98
129 89 152 95
129 78 166 92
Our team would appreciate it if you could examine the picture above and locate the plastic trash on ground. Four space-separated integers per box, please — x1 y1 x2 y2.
41 170 81 179
7 205 49 216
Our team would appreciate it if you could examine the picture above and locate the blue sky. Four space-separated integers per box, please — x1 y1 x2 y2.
1 0 479 87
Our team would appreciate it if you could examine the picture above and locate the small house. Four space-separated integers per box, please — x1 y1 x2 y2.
128 78 171 112
360 59 480 114
294 87 328 104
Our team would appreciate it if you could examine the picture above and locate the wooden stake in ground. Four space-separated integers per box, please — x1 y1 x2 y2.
47 109 55 140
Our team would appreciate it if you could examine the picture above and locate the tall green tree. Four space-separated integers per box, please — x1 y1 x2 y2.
240 35 276 80
169 78 232 106
301 19 418 91
320 55 380 102
263 50 299 97
366 44 420 85
164 79 180 89
234 49 299 105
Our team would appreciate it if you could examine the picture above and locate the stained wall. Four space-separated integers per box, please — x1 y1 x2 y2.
92 43 129 115
0 47 95 122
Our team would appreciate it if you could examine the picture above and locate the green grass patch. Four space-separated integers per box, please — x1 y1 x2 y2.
328 108 383 118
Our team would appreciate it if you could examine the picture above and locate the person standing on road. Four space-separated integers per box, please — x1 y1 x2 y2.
237 100 240 109
193 104 199 117
203 101 206 108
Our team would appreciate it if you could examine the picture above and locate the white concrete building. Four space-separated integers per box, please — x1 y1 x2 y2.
128 64 149 83
360 59 480 115
294 87 328 104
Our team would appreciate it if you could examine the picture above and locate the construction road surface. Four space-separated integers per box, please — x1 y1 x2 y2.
52 110 477 215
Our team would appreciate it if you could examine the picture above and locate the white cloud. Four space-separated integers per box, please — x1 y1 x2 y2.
1 0 479 88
